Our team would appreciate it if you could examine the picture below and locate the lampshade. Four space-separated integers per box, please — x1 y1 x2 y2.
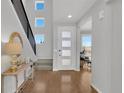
4 42 22 55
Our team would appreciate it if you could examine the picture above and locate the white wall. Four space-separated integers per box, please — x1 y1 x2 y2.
78 0 121 93
111 0 122 93
91 1 112 92
25 0 53 59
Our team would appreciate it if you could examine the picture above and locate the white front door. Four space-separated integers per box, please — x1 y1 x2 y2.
57 26 76 70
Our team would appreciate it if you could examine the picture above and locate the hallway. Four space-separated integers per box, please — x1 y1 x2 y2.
1 0 122 93
19 68 97 93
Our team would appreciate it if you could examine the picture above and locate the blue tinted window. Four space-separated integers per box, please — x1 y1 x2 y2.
35 34 45 44
35 18 45 27
82 36 92 47
35 1 44 10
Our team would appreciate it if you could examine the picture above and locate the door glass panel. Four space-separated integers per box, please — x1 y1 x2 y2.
62 59 71 65
62 40 71 47
62 50 71 56
62 32 71 38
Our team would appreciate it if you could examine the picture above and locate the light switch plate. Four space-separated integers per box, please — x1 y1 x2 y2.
99 10 105 20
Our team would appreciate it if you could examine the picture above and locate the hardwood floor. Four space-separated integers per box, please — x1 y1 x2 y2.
19 66 97 93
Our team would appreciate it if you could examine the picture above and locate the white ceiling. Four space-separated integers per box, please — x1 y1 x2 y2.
53 0 96 23
80 17 92 31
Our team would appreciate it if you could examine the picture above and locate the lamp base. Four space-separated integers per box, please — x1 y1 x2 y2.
10 55 18 72
10 66 17 72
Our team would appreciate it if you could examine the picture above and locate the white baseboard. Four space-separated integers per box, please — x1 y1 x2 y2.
53 68 79 71
74 68 80 71
91 84 102 93
53 68 59 71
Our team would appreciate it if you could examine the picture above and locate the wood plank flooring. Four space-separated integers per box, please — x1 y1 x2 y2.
19 66 97 93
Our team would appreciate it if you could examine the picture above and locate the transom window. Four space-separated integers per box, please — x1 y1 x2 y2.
35 34 45 44
35 1 45 10
35 18 45 27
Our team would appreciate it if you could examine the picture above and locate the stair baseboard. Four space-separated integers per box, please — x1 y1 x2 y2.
34 65 52 70
91 84 102 93
34 59 53 70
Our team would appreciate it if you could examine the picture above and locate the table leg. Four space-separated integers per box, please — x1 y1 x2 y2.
15 75 18 93
1 75 4 93
32 67 34 81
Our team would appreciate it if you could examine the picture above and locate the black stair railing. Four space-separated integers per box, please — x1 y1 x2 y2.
11 0 36 55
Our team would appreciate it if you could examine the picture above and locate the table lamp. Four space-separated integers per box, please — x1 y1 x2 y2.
4 32 23 72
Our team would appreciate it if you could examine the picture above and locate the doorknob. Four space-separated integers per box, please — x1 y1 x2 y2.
58 50 61 52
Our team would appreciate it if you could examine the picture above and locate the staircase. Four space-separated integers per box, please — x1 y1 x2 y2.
34 59 53 70
11 0 52 71
11 0 36 55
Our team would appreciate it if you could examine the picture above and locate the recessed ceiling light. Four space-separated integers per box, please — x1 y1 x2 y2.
68 15 72 18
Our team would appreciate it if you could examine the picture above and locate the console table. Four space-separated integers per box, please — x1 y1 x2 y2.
1 63 33 93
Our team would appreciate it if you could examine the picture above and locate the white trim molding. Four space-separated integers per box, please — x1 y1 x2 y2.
53 68 79 71
74 68 80 71
91 84 102 93
53 68 59 71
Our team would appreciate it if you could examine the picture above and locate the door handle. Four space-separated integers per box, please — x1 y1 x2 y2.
58 50 61 52
58 50 62 56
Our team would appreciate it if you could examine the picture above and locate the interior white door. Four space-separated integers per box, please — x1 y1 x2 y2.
57 26 76 70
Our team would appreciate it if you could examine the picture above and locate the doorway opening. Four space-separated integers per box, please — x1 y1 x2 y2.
79 17 92 70
80 34 92 70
